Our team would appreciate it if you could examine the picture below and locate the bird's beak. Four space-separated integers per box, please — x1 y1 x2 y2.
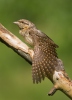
13 21 19 25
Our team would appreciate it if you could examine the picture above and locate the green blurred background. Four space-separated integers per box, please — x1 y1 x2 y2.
0 0 72 100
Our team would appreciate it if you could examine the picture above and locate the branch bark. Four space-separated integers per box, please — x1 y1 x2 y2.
0 23 32 64
0 23 72 99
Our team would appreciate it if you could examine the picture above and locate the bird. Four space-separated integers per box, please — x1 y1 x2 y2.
14 19 64 84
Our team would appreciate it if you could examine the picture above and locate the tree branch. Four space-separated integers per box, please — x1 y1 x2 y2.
0 23 32 64
0 23 72 99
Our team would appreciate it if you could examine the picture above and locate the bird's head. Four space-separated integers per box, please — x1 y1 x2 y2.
13 19 36 30
14 19 36 46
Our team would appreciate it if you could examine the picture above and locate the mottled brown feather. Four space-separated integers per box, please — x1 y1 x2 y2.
30 30 59 83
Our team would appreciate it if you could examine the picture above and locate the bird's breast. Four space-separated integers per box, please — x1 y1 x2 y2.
25 35 34 46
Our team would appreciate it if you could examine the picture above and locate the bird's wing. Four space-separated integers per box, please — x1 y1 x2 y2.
32 35 58 84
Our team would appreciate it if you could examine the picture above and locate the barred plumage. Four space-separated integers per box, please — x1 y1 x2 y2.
31 32 58 83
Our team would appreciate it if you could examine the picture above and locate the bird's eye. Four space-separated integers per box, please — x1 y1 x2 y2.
21 21 24 23
21 21 29 25
19 20 29 25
